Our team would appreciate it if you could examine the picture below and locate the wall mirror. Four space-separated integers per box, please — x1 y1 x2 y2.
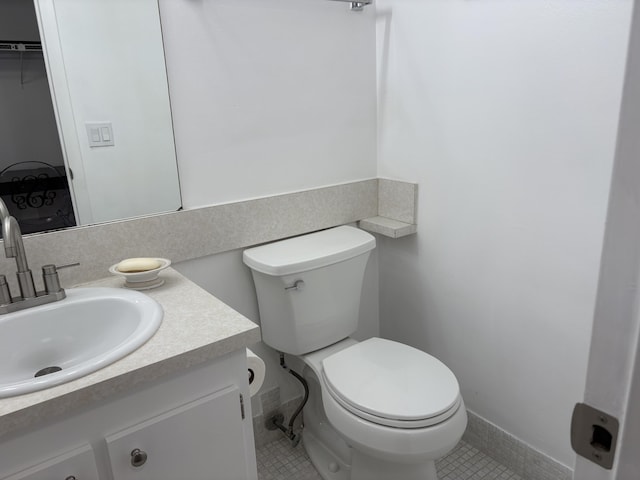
0 0 182 234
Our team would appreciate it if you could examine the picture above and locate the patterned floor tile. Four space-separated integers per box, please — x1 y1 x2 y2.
257 437 523 480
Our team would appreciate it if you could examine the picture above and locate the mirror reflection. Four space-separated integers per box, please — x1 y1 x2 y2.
0 0 182 234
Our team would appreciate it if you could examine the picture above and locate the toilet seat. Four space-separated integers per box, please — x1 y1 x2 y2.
321 338 461 428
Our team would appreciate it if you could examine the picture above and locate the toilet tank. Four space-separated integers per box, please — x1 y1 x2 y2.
243 226 375 355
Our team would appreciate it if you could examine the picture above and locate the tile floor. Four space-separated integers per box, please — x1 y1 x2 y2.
257 437 524 480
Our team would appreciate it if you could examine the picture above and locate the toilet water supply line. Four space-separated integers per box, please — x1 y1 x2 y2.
271 353 309 447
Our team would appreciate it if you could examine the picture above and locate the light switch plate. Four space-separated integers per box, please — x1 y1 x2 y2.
85 122 114 147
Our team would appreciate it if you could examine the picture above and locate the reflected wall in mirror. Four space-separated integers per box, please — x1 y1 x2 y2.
0 0 182 234
0 1 76 233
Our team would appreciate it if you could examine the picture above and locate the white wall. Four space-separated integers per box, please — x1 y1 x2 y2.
159 0 377 208
376 0 632 468
0 0 63 170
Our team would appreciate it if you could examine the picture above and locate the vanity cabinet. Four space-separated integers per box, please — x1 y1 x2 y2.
4 444 99 480
106 385 248 480
0 350 257 480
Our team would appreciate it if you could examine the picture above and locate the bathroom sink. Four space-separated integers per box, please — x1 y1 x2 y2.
0 287 163 398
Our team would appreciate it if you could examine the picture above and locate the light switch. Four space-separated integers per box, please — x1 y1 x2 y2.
101 127 111 142
86 122 115 147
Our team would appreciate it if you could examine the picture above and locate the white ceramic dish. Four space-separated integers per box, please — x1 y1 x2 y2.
109 258 171 290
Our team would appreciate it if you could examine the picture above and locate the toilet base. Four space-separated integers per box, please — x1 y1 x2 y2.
303 428 439 480
302 366 352 480
351 450 438 480
303 429 351 480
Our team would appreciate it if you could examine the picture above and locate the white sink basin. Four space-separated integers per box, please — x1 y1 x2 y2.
0 287 163 398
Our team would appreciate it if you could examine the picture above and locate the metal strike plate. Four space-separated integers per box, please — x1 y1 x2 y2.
571 403 619 469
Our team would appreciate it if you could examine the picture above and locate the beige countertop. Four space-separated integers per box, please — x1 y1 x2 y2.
0 268 261 440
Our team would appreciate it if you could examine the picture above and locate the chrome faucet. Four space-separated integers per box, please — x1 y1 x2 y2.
0 197 10 223
3 216 36 299
0 198 74 313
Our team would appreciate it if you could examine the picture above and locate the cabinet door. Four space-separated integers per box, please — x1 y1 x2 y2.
106 384 251 480
2 444 99 480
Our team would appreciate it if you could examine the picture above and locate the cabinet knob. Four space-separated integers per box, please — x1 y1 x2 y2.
65 477 77 480
130 448 148 467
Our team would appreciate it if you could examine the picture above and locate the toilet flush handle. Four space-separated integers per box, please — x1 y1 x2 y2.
285 280 305 292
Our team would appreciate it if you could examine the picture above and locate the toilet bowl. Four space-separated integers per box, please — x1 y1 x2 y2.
243 226 467 480
300 337 467 480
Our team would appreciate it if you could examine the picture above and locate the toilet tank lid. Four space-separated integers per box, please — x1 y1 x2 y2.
243 226 376 276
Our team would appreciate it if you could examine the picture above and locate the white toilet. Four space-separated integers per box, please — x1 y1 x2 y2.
243 226 467 480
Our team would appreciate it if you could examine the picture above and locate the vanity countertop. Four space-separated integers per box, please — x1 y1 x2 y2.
0 268 261 440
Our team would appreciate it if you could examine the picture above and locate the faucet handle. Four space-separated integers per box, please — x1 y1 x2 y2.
0 275 11 305
50 262 80 271
42 263 79 294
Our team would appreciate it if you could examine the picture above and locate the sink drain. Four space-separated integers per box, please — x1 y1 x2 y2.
34 366 62 377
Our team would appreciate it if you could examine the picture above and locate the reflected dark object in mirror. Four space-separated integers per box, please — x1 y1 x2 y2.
0 161 76 234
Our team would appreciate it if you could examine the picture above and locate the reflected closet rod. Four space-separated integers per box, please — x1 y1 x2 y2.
0 41 42 53
327 0 371 11
0 41 43 89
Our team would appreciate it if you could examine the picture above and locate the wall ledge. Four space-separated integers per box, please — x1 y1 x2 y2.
359 216 417 238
